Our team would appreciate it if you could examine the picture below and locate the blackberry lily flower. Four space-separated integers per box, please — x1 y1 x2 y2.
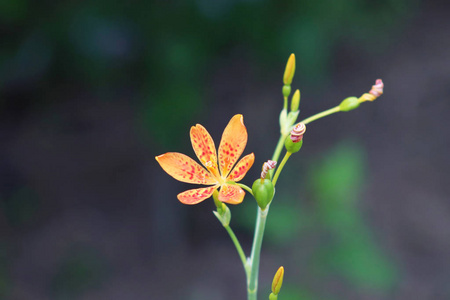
156 114 255 205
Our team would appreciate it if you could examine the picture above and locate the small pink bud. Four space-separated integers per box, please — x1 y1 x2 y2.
290 123 306 143
261 160 277 179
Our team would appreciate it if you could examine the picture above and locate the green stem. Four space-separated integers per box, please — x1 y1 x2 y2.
270 134 288 177
245 124 288 299
272 152 292 186
247 207 268 300
299 106 340 125
245 104 342 300
283 96 288 111
237 183 254 196
224 224 248 274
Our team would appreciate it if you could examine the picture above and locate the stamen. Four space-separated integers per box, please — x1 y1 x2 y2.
205 161 221 180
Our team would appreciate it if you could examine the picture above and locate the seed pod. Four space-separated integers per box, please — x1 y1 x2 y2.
339 96 360 112
252 178 275 210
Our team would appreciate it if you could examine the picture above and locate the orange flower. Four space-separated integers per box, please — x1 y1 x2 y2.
155 114 255 205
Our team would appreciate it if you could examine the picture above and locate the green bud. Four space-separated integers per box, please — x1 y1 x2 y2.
283 53 296 85
271 266 284 295
252 178 275 210
284 136 303 153
290 89 300 112
269 293 278 300
282 85 291 98
339 96 360 112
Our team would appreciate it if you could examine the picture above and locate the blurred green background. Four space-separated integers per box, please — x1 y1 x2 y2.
1 0 450 299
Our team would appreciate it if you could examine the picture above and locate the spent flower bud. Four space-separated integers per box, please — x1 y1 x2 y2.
370 79 384 98
261 160 277 180
285 123 305 153
290 123 306 143
359 79 384 102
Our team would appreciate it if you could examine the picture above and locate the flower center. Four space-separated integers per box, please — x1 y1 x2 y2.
205 161 224 184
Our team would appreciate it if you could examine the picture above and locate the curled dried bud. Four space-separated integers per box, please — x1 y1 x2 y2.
261 160 277 179
360 79 384 102
290 123 306 143
370 79 384 97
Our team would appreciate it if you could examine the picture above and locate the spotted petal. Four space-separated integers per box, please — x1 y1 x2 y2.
227 153 255 182
218 183 245 204
155 153 219 185
218 114 248 178
190 124 218 173
177 185 219 205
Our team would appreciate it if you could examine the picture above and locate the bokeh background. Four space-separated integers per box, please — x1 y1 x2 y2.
1 0 449 299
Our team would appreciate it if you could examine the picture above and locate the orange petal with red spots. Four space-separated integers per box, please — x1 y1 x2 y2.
177 185 219 205
155 153 219 185
218 183 245 204
218 114 248 178
190 124 218 173
227 153 255 182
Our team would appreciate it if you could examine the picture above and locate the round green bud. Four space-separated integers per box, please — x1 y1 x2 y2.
282 85 291 98
252 179 275 210
269 293 278 300
284 136 303 153
339 96 360 112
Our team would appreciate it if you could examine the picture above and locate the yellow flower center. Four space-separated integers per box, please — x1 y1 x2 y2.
205 161 224 184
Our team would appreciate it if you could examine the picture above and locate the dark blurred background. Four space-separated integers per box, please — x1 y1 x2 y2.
1 0 449 299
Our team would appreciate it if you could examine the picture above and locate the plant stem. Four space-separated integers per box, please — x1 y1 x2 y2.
247 207 268 300
272 152 292 186
299 106 340 125
245 105 342 299
224 224 248 274
237 183 254 196
270 134 288 177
